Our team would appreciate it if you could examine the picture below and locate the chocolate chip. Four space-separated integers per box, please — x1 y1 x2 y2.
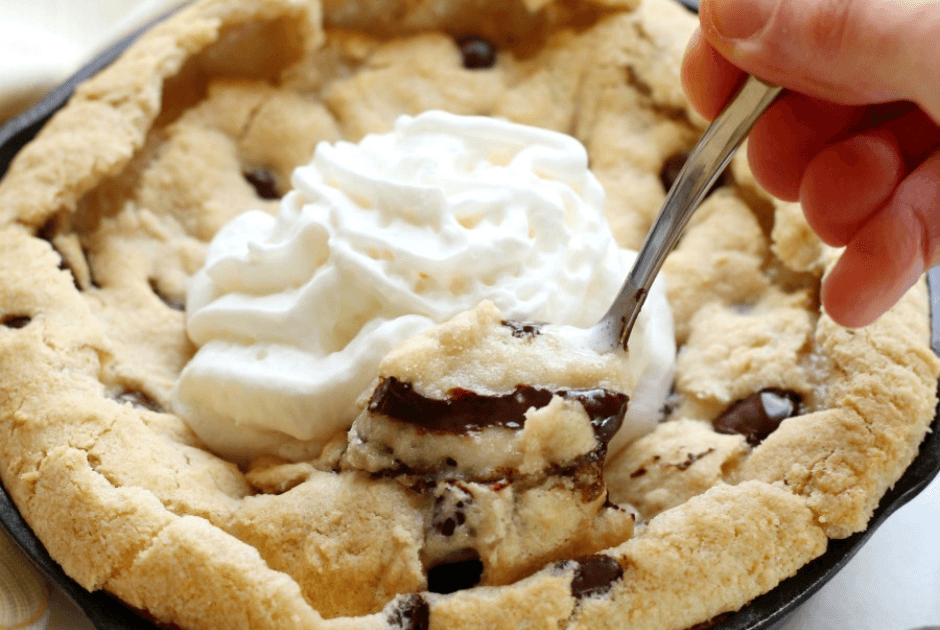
569 555 623 599
660 151 729 196
369 377 628 440
457 36 497 69
2 315 31 329
432 484 471 538
659 153 687 192
387 594 430 630
501 319 543 338
148 278 185 311
243 168 281 200
114 391 163 413
440 517 457 537
426 549 484 594
713 388 801 446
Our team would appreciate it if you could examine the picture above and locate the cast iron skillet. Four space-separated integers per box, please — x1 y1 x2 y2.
1 2 939 629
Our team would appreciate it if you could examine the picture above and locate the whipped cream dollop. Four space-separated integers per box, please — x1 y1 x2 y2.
172 110 675 462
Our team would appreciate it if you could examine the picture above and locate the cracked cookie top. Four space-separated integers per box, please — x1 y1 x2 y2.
0 0 937 629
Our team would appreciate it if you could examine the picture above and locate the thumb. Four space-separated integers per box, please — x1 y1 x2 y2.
698 0 940 123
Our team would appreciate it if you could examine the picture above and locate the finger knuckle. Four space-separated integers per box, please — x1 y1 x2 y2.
804 0 858 59
896 159 940 265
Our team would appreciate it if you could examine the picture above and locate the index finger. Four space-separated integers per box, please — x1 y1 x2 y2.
681 27 747 121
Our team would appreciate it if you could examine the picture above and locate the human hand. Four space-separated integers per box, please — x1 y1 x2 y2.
681 0 940 328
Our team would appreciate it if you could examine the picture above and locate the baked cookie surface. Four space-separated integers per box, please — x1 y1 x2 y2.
0 0 937 629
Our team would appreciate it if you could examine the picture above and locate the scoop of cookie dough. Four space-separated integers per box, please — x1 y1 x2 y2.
343 300 637 587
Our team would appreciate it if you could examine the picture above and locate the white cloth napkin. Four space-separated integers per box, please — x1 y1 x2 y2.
0 532 51 630
0 0 183 121
780 474 940 630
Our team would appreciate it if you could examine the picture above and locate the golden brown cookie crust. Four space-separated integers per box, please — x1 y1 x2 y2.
0 0 937 629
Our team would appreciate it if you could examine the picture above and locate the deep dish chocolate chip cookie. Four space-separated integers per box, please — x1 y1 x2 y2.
0 0 937 629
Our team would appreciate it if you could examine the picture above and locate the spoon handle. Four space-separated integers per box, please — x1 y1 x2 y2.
599 75 783 350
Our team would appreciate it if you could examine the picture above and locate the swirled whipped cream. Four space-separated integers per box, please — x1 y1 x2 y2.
172 110 675 462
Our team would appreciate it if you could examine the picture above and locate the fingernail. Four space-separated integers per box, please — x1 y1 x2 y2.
705 0 775 40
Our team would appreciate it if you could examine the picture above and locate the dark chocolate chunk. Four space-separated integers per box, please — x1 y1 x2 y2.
244 168 281 200
569 554 623 599
368 377 627 443
660 150 729 196
501 319 543 338
368 377 538 432
573 388 628 444
440 517 457 537
426 549 484 594
387 594 430 630
114 391 164 413
2 315 31 329
713 388 801 446
457 36 497 69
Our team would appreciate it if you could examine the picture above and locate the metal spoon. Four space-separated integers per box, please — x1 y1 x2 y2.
588 75 783 353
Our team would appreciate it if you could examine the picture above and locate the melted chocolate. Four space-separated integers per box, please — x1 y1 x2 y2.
569 555 623 599
713 388 801 446
457 36 497 69
426 549 484 594
243 169 281 200
576 389 629 444
2 315 31 329
368 377 627 443
387 594 430 630
501 319 543 338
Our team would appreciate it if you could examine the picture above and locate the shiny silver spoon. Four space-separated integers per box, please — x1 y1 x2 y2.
588 75 783 352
